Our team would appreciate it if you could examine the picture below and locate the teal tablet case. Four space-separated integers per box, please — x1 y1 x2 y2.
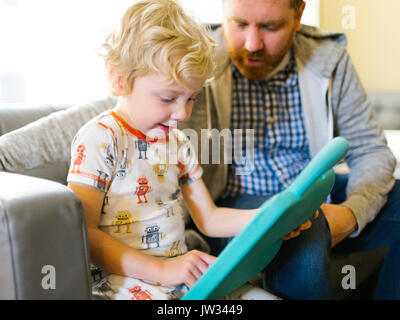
182 137 349 300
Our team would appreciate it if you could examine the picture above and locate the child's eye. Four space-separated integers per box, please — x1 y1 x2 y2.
161 97 176 104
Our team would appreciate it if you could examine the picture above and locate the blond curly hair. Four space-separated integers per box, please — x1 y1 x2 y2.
100 0 216 95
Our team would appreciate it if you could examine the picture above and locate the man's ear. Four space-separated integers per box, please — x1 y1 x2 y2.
295 1 306 31
108 67 126 96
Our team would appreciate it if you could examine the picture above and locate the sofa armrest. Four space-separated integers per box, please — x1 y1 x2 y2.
0 172 91 299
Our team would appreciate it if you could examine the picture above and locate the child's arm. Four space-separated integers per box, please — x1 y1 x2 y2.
182 178 315 239
182 179 257 238
68 182 215 288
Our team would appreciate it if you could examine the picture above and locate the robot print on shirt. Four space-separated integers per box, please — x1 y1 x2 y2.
153 163 169 182
164 240 182 257
155 198 174 218
101 143 115 168
112 211 139 233
135 140 150 160
168 188 180 201
142 225 165 249
168 188 185 217
71 145 86 173
116 147 131 178
95 170 109 192
129 285 153 300
134 177 152 203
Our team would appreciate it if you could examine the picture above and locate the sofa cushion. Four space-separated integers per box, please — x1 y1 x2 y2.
0 104 71 137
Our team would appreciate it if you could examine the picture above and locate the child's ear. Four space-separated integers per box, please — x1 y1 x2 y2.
108 67 126 96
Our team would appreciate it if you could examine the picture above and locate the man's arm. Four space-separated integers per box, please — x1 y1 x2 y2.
329 52 396 240
0 97 114 173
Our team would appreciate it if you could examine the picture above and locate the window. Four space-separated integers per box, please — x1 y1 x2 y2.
0 0 320 106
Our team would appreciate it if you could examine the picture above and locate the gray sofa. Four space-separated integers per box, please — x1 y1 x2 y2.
0 93 398 299
0 104 92 299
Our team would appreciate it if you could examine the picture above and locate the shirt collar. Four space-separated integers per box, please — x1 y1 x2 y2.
109 110 169 144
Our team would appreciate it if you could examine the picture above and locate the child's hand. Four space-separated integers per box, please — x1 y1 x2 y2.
159 250 216 288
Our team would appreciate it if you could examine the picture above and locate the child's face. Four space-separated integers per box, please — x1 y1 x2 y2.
115 72 204 139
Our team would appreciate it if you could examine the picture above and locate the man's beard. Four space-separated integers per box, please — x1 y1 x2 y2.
226 28 296 81
228 48 274 80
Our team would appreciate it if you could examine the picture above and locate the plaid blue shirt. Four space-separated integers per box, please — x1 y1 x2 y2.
224 52 311 197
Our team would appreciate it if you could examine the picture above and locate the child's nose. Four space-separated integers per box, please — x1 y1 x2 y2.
171 104 191 122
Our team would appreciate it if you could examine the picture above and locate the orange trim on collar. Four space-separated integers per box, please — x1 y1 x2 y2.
109 110 168 143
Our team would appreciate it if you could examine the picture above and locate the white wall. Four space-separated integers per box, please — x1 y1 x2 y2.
0 0 320 105
320 0 400 92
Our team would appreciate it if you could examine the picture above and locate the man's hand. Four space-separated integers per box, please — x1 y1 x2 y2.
282 210 319 241
321 203 357 247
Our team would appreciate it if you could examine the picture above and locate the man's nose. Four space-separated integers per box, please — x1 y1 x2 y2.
244 26 264 52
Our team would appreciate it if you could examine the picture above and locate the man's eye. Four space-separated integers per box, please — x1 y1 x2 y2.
233 21 247 28
261 24 282 31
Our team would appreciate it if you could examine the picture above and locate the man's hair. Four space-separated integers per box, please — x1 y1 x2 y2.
100 0 215 94
222 0 304 11
291 0 304 11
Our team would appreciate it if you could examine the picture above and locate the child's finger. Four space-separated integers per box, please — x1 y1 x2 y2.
190 265 203 281
184 272 198 288
194 250 217 265
193 254 212 275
